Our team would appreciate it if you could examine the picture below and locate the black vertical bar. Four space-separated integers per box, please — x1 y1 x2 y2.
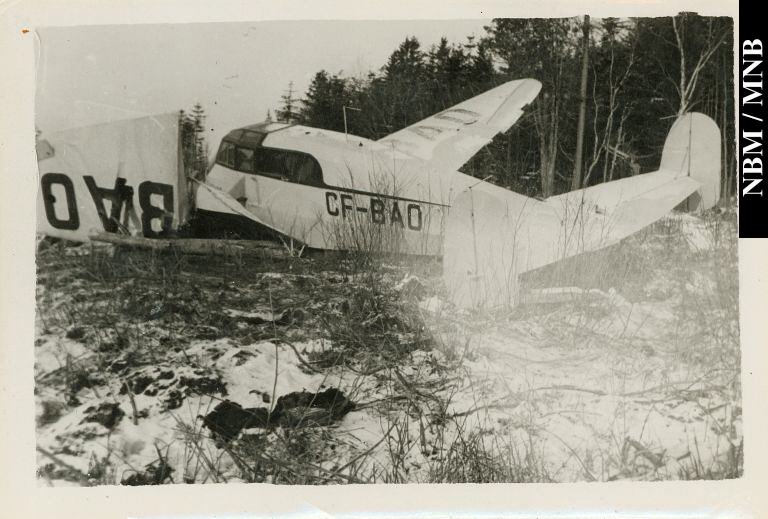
738 19 766 237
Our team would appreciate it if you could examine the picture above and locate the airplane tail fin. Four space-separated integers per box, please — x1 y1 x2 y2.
659 112 721 211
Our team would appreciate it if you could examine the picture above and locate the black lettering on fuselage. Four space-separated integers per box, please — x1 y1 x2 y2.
340 193 354 218
407 203 422 231
325 192 339 216
40 173 175 236
40 173 80 230
84 175 135 233
370 198 385 224
323 190 426 230
138 181 174 237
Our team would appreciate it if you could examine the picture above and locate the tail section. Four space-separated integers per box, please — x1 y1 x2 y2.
443 185 557 310
443 112 722 310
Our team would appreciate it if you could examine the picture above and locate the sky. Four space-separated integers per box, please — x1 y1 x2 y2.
35 20 491 150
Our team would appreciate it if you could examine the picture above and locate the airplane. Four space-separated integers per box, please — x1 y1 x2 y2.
194 79 546 256
193 78 721 309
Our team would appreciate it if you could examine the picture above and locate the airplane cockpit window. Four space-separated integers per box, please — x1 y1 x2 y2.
239 130 266 148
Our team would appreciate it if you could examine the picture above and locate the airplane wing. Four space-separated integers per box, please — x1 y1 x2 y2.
378 79 542 172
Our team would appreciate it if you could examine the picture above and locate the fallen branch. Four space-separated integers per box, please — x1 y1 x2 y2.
281 339 328 374
529 384 607 396
37 446 92 485
121 378 140 426
89 233 286 258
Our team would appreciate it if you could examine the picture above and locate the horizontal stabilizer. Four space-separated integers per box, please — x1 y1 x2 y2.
546 171 700 257
555 176 699 256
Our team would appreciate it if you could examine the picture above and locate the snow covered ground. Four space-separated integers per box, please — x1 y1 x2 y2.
34 210 741 485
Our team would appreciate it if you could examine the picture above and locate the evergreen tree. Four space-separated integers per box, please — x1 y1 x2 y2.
384 36 426 79
180 104 208 183
300 71 355 132
292 17 735 201
276 81 299 123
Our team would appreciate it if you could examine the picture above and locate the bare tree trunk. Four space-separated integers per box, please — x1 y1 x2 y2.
548 121 558 196
584 38 634 187
673 16 688 115
609 115 624 181
672 15 728 116
571 15 591 191
536 101 559 198
601 114 613 183
538 132 554 198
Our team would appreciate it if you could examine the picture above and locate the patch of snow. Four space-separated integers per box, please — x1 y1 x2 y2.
223 308 283 322
34 335 91 377
419 296 443 314
677 213 713 251
293 338 333 355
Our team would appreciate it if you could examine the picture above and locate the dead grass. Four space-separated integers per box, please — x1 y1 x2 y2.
513 209 742 480
34 208 741 485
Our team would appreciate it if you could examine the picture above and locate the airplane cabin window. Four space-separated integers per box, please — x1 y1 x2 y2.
217 137 323 187
294 155 323 187
292 155 314 184
216 141 236 168
253 149 323 187
235 147 254 172
253 149 286 179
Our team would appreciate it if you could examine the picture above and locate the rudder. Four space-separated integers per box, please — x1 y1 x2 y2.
659 112 721 211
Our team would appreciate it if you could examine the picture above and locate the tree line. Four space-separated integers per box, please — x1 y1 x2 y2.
278 14 735 202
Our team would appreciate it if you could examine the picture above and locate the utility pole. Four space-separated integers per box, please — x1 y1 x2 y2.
571 14 591 191
343 106 361 142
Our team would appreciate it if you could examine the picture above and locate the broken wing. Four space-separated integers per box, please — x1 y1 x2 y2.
377 79 542 172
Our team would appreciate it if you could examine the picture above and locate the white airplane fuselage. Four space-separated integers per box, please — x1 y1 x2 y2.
197 121 499 255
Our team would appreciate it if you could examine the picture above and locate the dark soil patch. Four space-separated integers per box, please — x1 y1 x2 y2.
81 402 125 429
65 326 86 340
201 388 356 443
121 459 174 485
201 401 271 442
178 373 228 396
